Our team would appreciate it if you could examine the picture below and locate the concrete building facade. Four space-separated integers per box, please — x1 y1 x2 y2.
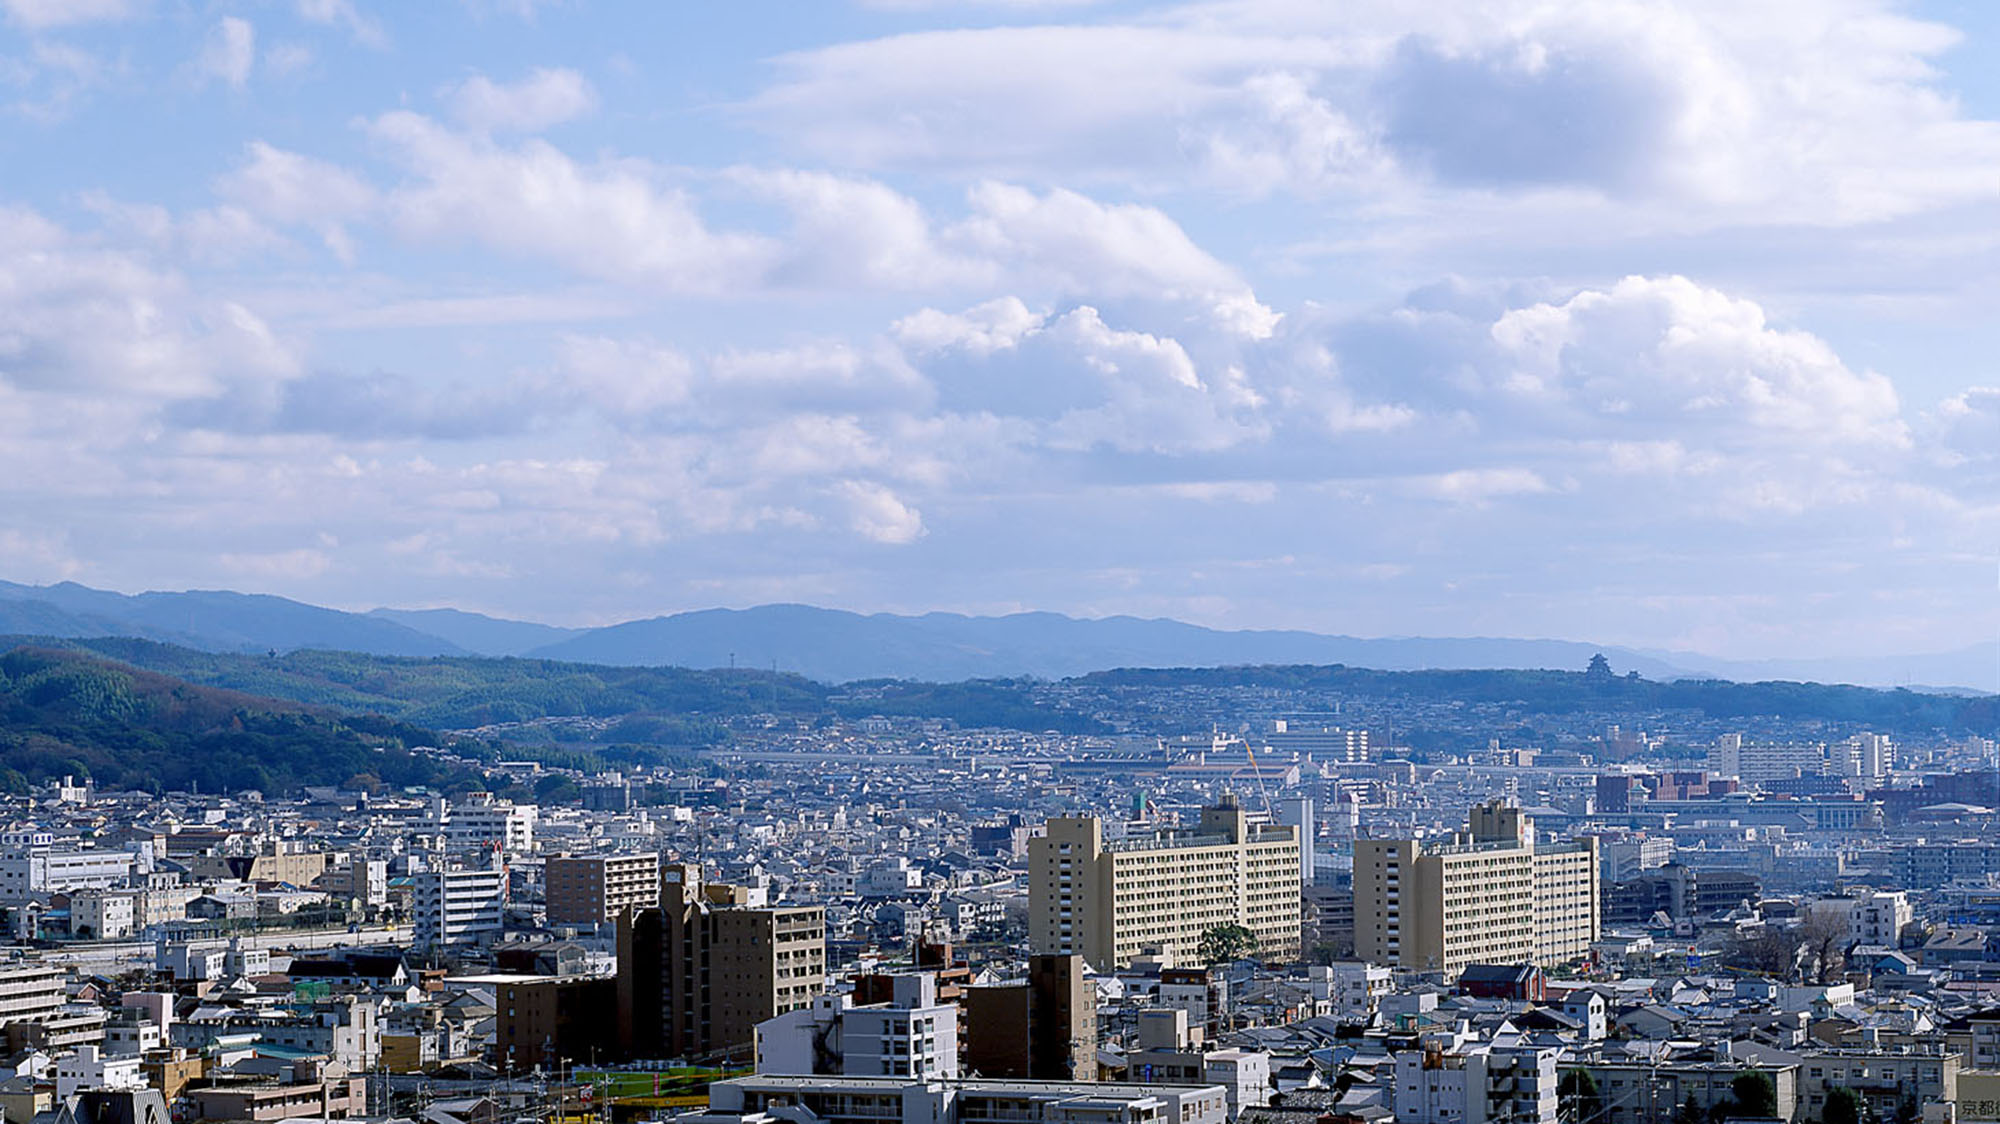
1355 801 1600 977
616 865 825 1064
545 852 660 927
1031 795 1301 970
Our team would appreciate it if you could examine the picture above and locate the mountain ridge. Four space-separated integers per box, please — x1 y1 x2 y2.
0 579 1990 689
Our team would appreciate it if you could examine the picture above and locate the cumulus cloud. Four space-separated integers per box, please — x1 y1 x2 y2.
447 68 596 133
836 480 926 544
1488 275 1907 448
894 297 1044 355
307 109 1283 327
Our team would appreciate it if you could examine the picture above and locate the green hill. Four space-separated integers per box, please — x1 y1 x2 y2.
0 637 1109 739
0 646 481 796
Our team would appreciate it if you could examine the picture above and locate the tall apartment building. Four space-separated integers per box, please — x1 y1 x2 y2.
412 866 507 949
616 864 825 1063
0 965 67 1030
1844 732 1895 782
1354 801 1599 978
1030 794 1301 971
545 852 660 927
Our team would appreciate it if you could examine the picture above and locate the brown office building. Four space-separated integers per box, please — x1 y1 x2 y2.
616 864 825 1064
493 976 619 1071
963 954 1096 1081
546 852 660 927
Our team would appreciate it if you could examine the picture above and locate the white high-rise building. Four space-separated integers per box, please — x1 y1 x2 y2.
444 797 537 857
756 973 959 1080
1846 733 1894 782
413 866 507 948
1277 796 1316 890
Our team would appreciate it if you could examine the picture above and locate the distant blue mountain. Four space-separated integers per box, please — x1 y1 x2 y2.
0 580 465 657
524 603 1702 683
0 579 1990 689
368 607 581 657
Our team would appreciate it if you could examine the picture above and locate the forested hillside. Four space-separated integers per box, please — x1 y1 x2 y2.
0 647 481 795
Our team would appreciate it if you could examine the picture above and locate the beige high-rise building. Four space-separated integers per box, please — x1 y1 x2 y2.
1031 794 1301 970
545 852 660 926
1354 801 1598 978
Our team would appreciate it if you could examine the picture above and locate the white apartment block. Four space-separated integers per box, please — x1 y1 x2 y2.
1394 1040 1560 1124
0 964 67 1029
413 866 507 948
0 848 136 904
444 799 537 857
756 974 960 1080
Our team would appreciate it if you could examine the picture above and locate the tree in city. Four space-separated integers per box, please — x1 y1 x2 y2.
1726 1071 1777 1120
1729 925 1801 978
1558 1068 1603 1124
1675 1096 1706 1124
1798 911 1851 984
1823 1086 1865 1124
1893 1095 1919 1124
1198 923 1259 966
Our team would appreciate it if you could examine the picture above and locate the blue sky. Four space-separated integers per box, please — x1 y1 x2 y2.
2 0 1997 663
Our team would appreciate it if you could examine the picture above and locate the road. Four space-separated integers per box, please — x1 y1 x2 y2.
26 924 411 968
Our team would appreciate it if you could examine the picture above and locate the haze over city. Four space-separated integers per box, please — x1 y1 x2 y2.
4 0 1999 665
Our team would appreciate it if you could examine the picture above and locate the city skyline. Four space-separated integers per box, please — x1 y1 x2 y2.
2 1 1998 664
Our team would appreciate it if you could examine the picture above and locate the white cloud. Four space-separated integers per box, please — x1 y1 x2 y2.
220 141 377 222
217 141 376 259
894 297 1044 355
295 0 385 47
0 0 140 29
836 480 926 544
0 206 299 399
732 168 986 290
1418 466 1552 503
950 183 1280 338
368 111 778 292
1488 275 1907 448
447 68 596 133
748 0 2000 225
196 17 256 90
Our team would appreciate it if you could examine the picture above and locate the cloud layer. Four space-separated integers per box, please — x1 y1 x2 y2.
0 0 1994 661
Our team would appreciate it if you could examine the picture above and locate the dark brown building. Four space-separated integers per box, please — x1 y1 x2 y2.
545 853 660 927
962 954 1095 1081
494 976 619 1071
615 865 825 1064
